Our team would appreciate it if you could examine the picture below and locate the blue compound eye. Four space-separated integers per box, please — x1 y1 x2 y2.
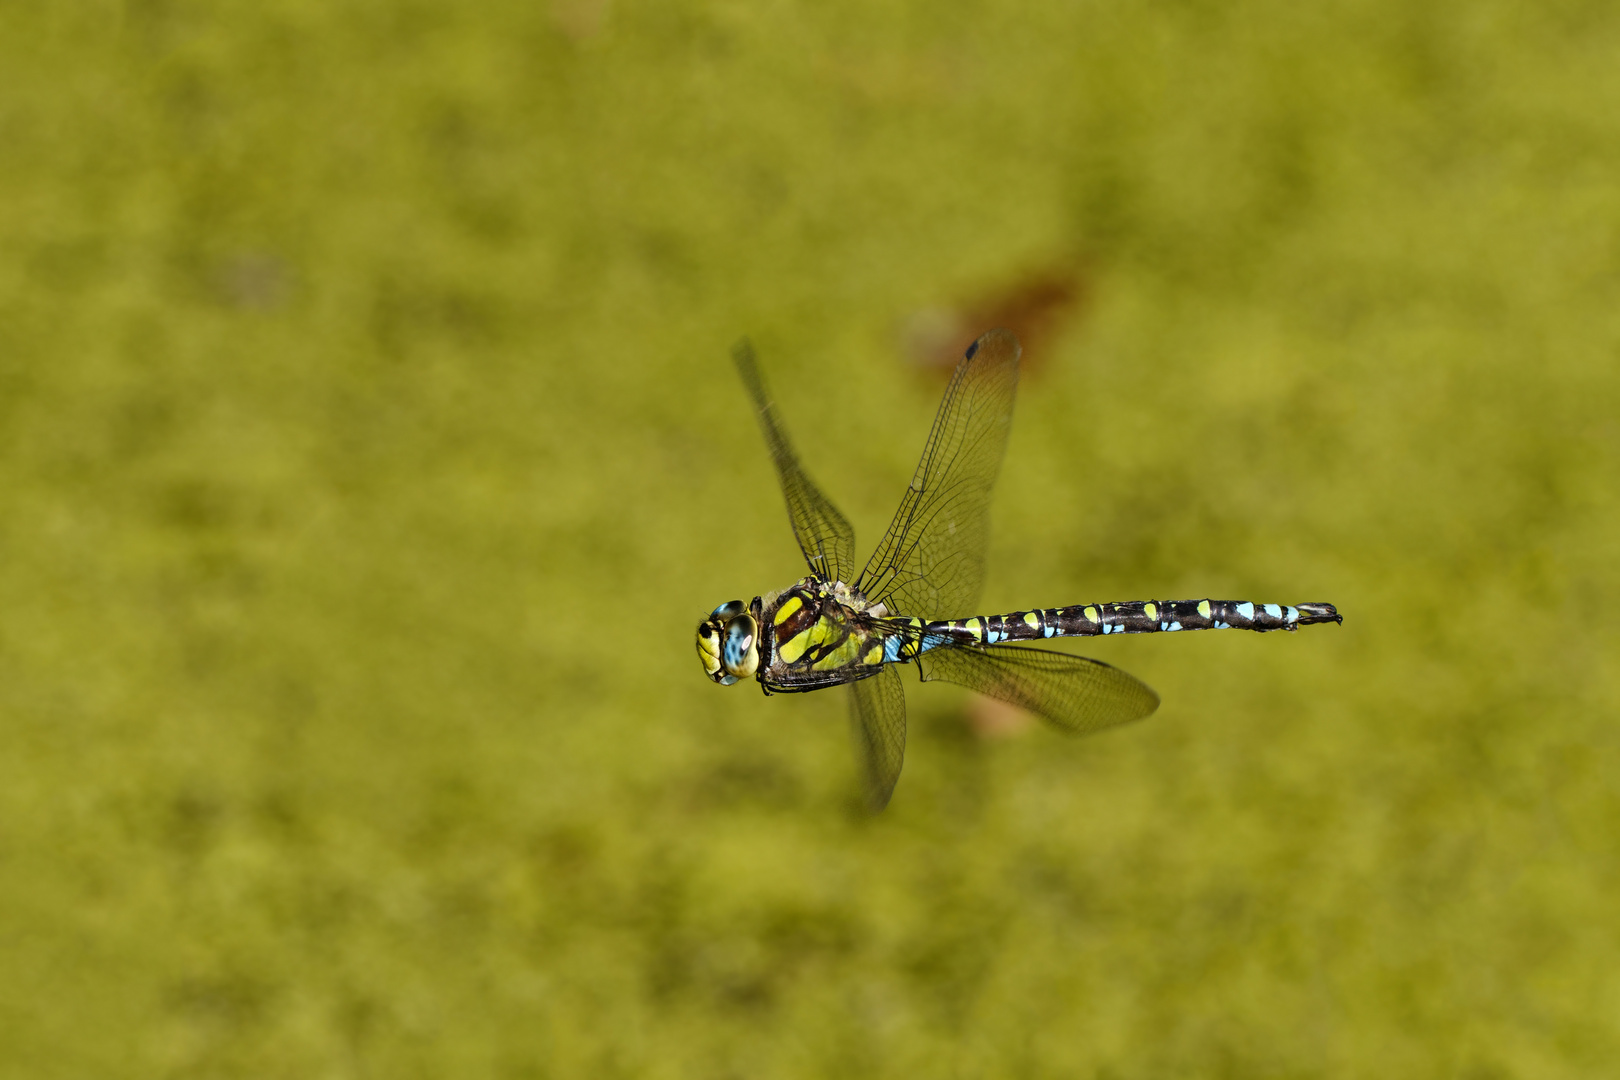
721 614 760 679
712 600 746 620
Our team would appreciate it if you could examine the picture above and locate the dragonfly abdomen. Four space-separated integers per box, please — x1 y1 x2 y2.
926 599 1341 646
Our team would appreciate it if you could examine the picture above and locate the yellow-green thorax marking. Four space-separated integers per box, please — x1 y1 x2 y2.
752 578 907 694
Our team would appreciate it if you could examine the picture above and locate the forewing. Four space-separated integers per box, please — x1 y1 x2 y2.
847 664 907 810
856 329 1020 618
918 644 1160 735
733 340 856 585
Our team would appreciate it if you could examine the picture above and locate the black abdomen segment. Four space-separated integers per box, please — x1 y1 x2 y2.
925 600 1342 647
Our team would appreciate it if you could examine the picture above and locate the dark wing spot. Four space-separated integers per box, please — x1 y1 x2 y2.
964 340 979 360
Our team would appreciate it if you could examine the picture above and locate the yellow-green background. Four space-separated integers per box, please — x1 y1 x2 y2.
3 1 1618 1075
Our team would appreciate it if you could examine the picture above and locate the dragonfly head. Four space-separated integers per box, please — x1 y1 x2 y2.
696 600 760 685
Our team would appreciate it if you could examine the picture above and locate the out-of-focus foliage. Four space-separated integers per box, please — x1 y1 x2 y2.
2 0 1617 1075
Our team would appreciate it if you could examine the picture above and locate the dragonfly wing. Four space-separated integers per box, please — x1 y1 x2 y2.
856 329 1020 618
733 340 856 585
918 644 1160 735
847 663 907 810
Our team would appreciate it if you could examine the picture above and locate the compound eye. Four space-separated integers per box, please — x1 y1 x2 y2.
711 600 747 620
721 614 760 678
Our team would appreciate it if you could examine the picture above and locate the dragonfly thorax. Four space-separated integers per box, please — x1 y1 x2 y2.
695 599 760 685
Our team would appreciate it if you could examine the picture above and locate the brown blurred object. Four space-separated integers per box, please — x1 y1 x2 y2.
902 262 1089 376
553 0 610 39
217 252 290 311
965 694 1037 740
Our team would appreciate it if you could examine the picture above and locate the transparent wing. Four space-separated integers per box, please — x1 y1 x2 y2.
847 664 907 810
918 644 1160 735
733 340 856 585
856 328 1020 618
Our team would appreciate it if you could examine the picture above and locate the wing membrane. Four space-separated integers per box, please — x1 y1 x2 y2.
733 340 856 585
856 329 1020 618
918 644 1160 735
847 664 907 810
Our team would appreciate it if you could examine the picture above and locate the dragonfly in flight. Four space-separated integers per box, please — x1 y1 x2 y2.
696 329 1341 809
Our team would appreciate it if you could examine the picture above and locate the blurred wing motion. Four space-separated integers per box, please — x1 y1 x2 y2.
847 664 907 810
733 340 856 585
918 644 1160 735
856 329 1020 618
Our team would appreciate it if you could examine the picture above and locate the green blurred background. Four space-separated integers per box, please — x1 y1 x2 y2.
3 0 1618 1075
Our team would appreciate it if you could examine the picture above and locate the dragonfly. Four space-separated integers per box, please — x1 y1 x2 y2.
696 329 1342 809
